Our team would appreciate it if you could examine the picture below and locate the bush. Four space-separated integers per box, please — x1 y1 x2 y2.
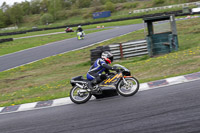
70 10 80 17
78 0 91 8
40 13 54 25
123 2 138 9
92 6 104 12
105 1 115 12
153 0 165 5
56 11 69 20
83 12 92 19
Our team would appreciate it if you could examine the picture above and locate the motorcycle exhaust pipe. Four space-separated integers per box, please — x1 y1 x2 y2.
76 83 84 89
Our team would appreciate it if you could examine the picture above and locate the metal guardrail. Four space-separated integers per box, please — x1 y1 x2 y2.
109 40 148 60
90 40 148 64
133 1 200 13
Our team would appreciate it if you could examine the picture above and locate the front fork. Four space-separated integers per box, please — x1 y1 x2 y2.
121 76 133 89
122 77 128 85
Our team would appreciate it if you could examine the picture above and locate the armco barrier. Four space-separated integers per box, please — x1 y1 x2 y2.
90 40 148 64
133 1 200 13
109 40 148 60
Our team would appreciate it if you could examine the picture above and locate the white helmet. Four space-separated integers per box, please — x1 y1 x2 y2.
101 51 113 64
78 25 81 28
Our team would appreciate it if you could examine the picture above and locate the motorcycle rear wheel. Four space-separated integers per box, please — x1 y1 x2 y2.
117 77 139 97
70 86 91 104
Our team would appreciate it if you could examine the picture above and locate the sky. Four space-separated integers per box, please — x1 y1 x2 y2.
0 0 31 6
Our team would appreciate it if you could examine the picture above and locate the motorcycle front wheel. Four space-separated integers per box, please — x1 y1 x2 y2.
70 86 91 104
117 77 139 97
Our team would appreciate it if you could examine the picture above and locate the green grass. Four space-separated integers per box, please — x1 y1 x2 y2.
0 18 200 107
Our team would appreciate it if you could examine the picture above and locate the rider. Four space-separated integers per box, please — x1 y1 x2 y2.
76 25 83 32
76 25 84 39
66 27 73 32
86 51 118 91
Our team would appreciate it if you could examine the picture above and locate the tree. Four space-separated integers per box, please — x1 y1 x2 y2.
30 0 41 14
62 0 72 9
48 0 63 20
20 1 31 15
7 3 24 26
40 0 49 13
1 2 9 11
40 13 54 25
0 9 6 28
77 0 91 8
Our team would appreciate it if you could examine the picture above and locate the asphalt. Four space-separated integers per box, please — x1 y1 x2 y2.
0 24 144 72
0 78 200 133
0 71 200 114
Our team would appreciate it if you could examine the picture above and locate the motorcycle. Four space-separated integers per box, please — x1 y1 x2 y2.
77 31 85 40
70 64 139 104
65 27 74 33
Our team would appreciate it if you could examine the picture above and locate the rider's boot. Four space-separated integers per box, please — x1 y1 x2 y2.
81 33 84 39
87 82 94 92
87 78 100 92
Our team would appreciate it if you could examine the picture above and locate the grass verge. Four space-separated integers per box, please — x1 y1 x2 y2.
0 18 199 107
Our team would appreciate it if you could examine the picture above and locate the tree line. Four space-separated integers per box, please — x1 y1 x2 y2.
1 0 198 28
0 0 134 28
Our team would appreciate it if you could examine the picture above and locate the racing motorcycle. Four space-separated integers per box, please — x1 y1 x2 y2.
77 31 85 40
70 64 139 104
65 27 74 33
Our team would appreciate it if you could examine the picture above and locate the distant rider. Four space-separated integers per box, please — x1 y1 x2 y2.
76 25 84 39
86 51 118 91
76 25 83 32
66 27 73 32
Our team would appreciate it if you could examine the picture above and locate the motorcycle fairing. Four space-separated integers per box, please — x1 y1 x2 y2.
99 72 123 90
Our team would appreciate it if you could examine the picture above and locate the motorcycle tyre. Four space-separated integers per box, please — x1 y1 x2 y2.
70 86 92 104
77 36 81 40
117 77 139 97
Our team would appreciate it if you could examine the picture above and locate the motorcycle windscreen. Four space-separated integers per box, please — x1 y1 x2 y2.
99 73 122 90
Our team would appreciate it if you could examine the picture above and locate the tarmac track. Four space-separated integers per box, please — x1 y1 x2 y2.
0 24 144 72
0 80 200 133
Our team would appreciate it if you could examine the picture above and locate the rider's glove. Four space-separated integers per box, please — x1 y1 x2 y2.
112 66 120 72
115 69 120 72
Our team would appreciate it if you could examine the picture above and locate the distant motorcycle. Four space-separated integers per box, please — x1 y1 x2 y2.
70 64 140 104
65 27 74 33
77 31 85 40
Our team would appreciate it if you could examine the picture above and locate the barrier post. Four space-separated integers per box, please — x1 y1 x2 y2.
119 43 124 59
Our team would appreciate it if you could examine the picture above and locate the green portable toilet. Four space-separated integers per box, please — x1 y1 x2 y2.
182 7 190 14
144 15 179 57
